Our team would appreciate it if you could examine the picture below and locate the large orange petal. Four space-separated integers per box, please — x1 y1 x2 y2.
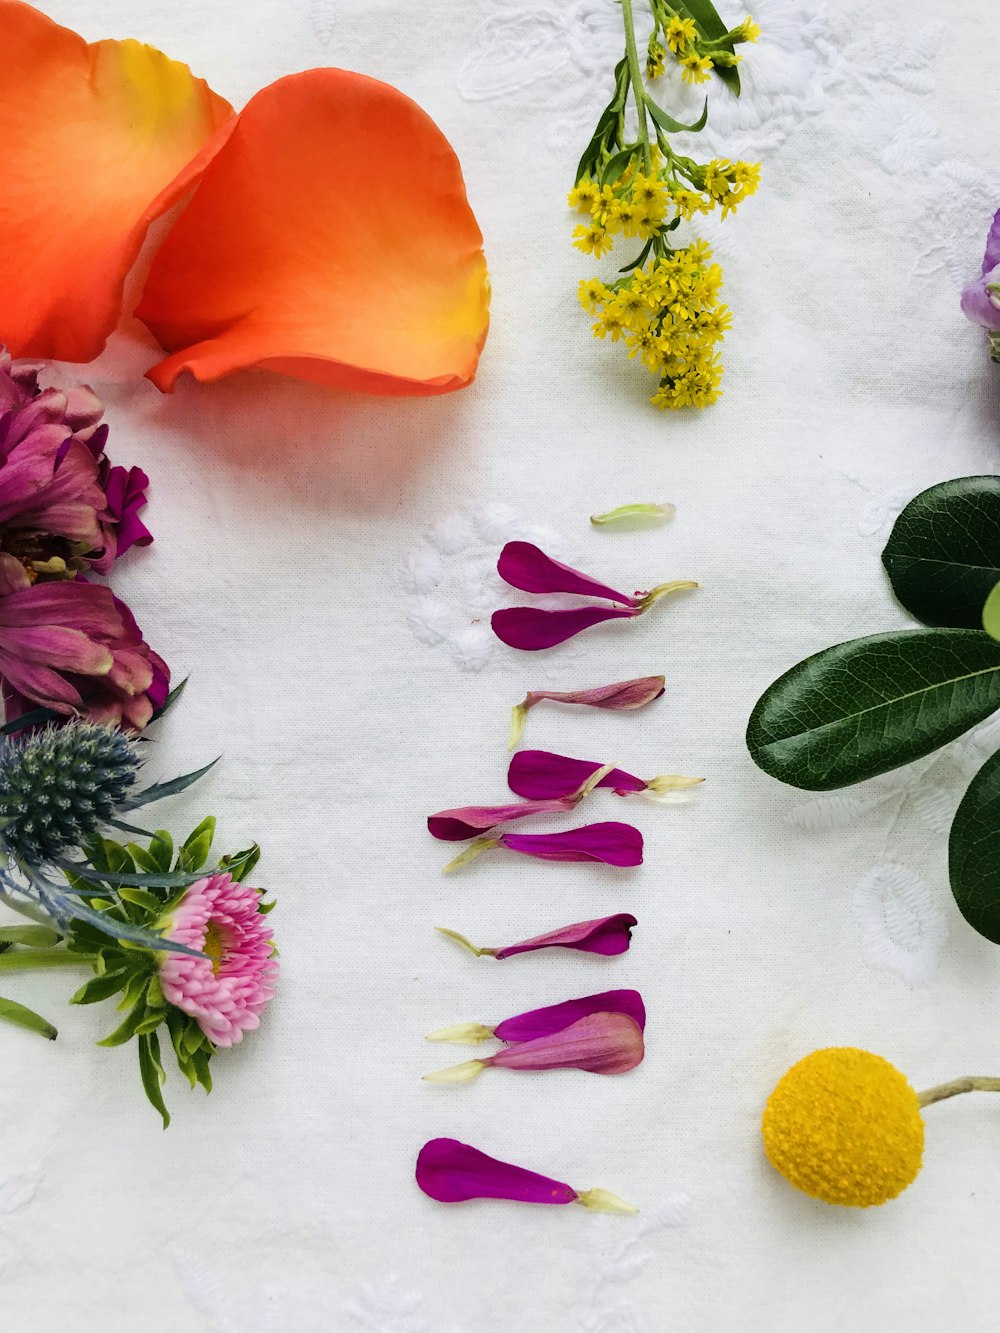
136 69 490 396
0 0 234 362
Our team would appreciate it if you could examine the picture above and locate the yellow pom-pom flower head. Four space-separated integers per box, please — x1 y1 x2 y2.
762 1047 924 1207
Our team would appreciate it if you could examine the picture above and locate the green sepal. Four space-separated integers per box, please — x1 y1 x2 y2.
601 145 641 186
0 996 57 1040
220 843 261 883
0 926 62 948
645 96 708 135
117 970 153 1012
136 1012 166 1036
118 887 161 913
258 898 277 915
182 1023 206 1057
98 993 150 1047
177 817 216 872
70 968 132 1006
146 974 166 1009
148 830 174 873
138 1031 171 1129
191 1046 213 1093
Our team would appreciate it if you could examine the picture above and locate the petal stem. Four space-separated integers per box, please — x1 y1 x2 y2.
508 701 530 751
575 1187 639 1214
422 1059 487 1084
917 1077 1000 1106
637 580 699 611
424 1022 496 1044
435 927 496 957
442 836 499 874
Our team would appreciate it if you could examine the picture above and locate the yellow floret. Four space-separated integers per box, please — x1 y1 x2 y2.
761 1047 925 1207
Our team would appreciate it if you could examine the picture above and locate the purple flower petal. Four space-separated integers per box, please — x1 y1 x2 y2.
508 750 647 800
983 207 1000 273
492 605 636 651
485 1012 644 1075
416 1138 579 1205
498 821 642 867
427 796 577 841
961 265 1000 331
497 541 636 604
492 913 637 959
494 989 646 1041
523 676 666 712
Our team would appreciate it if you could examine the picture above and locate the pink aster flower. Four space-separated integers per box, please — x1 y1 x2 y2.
157 871 278 1048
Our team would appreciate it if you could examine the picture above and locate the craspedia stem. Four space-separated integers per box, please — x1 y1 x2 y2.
917 1077 1000 1107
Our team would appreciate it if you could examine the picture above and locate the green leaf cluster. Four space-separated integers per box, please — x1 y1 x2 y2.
746 476 1000 945
64 818 266 1127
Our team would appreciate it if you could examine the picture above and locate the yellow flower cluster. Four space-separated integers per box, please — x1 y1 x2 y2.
578 242 730 409
656 11 760 85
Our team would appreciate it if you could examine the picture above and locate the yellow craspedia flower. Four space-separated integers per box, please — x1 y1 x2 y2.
762 1048 924 1207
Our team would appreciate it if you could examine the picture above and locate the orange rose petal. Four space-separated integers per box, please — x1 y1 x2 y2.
136 69 490 396
0 0 235 362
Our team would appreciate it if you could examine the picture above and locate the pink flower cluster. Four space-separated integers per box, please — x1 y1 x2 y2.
0 349 164 729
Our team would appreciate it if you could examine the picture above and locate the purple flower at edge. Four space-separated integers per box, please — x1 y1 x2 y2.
416 1138 637 1212
435 912 637 960
961 207 1000 345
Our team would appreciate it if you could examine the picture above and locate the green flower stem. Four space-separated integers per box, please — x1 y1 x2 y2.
917 1077 1000 1107
0 948 94 972
620 0 652 174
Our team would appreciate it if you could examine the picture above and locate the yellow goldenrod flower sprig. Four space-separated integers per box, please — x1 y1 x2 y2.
570 0 760 409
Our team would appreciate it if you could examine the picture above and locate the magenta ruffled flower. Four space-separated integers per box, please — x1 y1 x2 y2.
961 207 1000 356
423 1012 644 1083
158 871 278 1048
416 1138 637 1212
90 465 152 575
509 675 665 748
508 749 703 802
435 912 637 960
0 563 169 730
492 542 696 652
443 820 643 872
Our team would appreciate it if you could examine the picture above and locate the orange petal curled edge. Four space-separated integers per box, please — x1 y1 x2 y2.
0 0 235 363
137 69 490 396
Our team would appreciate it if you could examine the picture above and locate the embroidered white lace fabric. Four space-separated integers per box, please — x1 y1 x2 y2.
6 0 1000 1329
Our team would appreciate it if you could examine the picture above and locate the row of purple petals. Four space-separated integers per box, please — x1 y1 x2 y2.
508 750 646 800
493 913 637 959
493 988 645 1042
497 821 642 867
416 1138 579 1205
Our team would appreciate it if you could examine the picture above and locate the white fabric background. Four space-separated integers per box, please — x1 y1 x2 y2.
3 0 1000 1328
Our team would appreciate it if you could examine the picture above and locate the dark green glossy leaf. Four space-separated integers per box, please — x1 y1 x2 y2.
747 629 1000 790
950 751 1000 943
646 96 708 135
676 0 739 92
138 1032 171 1129
0 996 56 1039
882 477 1000 627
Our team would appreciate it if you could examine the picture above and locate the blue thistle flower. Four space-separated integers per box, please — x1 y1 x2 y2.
0 722 141 863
